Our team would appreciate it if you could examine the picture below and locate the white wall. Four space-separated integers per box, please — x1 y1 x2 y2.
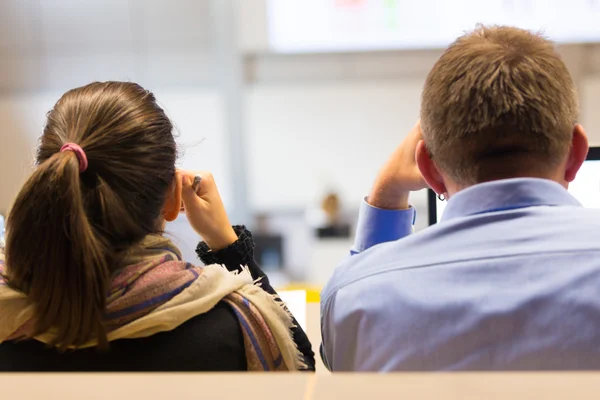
245 80 422 211
0 0 216 92
237 0 269 53
0 93 56 214
582 74 600 143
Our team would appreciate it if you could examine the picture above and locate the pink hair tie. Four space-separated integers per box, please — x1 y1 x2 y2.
60 143 88 173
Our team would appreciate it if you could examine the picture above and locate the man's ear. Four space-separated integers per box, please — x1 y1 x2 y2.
163 173 183 222
416 140 447 196
564 124 589 183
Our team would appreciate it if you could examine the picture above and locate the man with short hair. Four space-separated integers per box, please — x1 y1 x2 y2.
320 25 599 371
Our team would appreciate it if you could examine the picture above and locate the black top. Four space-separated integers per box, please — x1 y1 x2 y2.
0 226 316 372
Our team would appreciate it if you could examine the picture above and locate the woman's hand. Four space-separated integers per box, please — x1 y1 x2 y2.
179 170 238 251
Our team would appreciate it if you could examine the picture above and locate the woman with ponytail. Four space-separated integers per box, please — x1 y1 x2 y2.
0 82 315 371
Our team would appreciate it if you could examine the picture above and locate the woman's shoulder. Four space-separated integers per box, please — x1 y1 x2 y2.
0 300 247 372
160 300 245 352
129 300 247 370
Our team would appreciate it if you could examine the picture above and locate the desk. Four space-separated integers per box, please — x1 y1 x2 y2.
3 373 600 399
0 374 309 400
312 373 600 400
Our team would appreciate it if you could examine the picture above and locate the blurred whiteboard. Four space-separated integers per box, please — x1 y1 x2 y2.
267 0 600 53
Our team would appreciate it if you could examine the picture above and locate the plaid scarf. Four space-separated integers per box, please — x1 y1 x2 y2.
0 236 304 371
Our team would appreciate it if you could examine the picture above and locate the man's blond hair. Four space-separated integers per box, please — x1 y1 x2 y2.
421 25 578 184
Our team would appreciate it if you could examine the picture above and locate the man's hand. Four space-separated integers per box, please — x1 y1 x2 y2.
179 170 238 251
368 121 429 210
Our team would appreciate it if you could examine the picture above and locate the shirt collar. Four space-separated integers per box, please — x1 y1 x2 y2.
441 178 582 222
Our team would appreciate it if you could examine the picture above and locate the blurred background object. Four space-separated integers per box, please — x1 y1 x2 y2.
1 0 600 290
317 192 351 239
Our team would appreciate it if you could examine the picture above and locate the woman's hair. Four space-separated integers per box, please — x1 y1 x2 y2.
5 82 176 350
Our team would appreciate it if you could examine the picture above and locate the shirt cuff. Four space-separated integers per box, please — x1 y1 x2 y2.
195 225 254 267
352 198 416 254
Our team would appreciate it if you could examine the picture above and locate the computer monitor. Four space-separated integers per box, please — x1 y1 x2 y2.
428 147 600 225
253 234 285 272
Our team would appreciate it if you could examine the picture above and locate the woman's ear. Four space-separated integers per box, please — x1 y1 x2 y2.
163 172 183 222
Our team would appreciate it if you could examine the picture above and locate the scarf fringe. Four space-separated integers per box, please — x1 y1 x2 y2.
221 264 307 370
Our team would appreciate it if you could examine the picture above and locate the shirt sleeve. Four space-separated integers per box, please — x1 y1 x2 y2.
352 198 416 254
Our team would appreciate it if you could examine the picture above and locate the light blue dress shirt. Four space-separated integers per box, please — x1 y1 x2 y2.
321 178 600 371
